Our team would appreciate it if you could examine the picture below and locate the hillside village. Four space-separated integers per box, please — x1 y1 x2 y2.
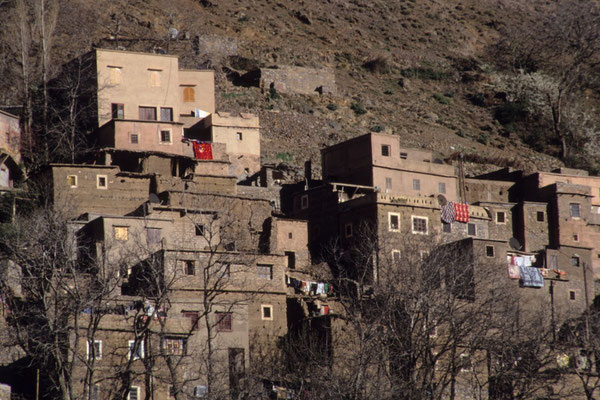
1 47 600 400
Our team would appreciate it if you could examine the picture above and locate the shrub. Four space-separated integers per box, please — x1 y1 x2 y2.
433 93 452 105
477 133 490 145
401 67 447 80
370 125 385 133
238 15 249 22
467 93 486 107
326 103 338 111
268 86 281 100
384 89 393 95
351 102 367 116
363 56 390 73
456 129 466 138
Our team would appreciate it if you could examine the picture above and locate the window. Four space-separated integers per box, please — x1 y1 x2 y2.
185 261 195 276
261 305 273 320
108 66 121 85
438 182 446 194
381 144 390 156
194 386 208 398
419 250 429 261
389 213 400 232
130 134 139 144
128 387 139 400
496 211 506 224
216 312 232 332
411 216 428 234
160 107 173 122
182 311 199 331
392 250 401 263
413 179 420 190
288 232 293 239
183 86 195 102
67 175 77 188
114 226 128 241
571 256 580 267
570 290 576 301
236 132 243 141
573 234 579 242
147 228 161 244
128 340 144 360
257 264 273 280
570 203 581 218
96 175 107 189
149 69 161 87
442 222 451 233
344 222 353 238
301 194 309 210
486 245 495 257
400 152 408 160
139 106 157 121
385 177 392 191
162 337 187 356
111 103 124 119
195 224 205 236
537 211 545 222
160 130 171 143
549 254 558 268
467 223 477 236
285 251 296 270
92 385 99 400
87 340 102 360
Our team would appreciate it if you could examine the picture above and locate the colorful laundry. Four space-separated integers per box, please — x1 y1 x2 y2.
193 141 213 160
453 203 470 223
440 201 456 223
519 265 544 288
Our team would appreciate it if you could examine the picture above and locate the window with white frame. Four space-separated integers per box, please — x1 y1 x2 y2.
413 179 420 190
67 175 77 188
570 203 581 218
261 305 273 320
392 250 401 263
385 177 392 191
257 264 273 280
438 182 446 194
87 340 102 360
388 212 400 232
159 130 172 144
162 337 187 356
130 134 139 144
128 386 140 400
96 175 107 189
411 216 428 234
128 340 144 360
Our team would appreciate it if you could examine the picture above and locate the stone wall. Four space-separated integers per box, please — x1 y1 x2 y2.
259 66 336 96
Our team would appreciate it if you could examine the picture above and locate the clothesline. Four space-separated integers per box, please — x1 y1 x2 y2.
441 201 470 223
286 276 334 296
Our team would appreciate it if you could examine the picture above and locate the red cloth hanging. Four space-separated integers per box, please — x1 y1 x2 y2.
453 203 470 222
193 142 213 160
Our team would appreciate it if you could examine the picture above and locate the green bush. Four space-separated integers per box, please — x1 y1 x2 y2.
477 133 490 145
370 125 385 133
384 89 393 95
238 15 249 22
433 93 452 105
401 67 447 80
268 86 281 100
351 102 367 116
326 103 338 111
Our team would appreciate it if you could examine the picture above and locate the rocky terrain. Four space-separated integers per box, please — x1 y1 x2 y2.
2 0 599 176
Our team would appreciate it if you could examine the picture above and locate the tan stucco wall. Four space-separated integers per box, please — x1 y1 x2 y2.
539 172 600 206
178 70 215 116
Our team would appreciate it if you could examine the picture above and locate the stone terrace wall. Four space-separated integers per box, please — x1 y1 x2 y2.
260 66 336 96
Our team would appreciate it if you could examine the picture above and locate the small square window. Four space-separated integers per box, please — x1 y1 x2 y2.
160 130 171 143
257 264 273 279
486 245 495 257
288 232 293 239
216 312 232 332
442 222 451 233
160 107 173 122
344 222 353 238
571 256 580 267
573 234 579 242
400 152 408 160
67 175 77 188
130 134 139 144
261 305 273 320
195 224 205 236
467 223 477 236
389 213 400 232
412 216 428 234
381 145 390 157
413 179 420 190
570 290 576 300
496 211 506 224
114 226 128 241
570 203 581 218
182 311 199 331
536 211 545 222
147 228 161 244
438 182 446 194
162 337 187 356
301 194 309 210
128 340 144 360
236 132 243 141
97 175 107 189
185 261 195 276
549 254 558 268
392 250 401 263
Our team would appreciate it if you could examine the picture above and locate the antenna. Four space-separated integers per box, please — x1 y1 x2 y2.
509 237 522 251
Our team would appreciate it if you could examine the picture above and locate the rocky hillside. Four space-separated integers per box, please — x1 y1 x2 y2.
3 0 599 176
